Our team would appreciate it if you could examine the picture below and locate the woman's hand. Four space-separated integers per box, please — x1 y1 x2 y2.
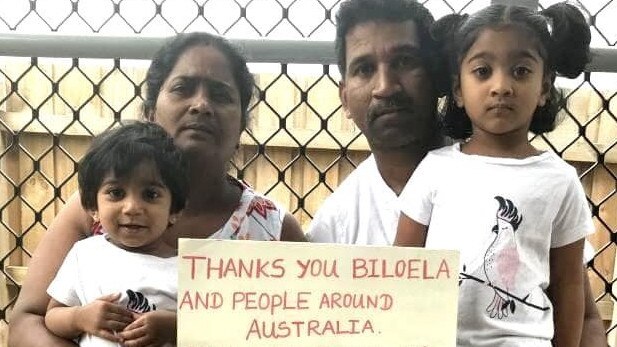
119 310 177 347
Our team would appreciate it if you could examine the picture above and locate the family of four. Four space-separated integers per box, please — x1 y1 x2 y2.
9 0 606 346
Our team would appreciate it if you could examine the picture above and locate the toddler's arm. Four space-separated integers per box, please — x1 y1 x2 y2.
45 293 133 342
119 310 177 347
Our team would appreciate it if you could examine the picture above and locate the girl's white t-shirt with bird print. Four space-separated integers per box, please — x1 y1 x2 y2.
398 143 594 346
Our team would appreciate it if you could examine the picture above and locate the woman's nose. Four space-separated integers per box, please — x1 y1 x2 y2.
189 87 214 116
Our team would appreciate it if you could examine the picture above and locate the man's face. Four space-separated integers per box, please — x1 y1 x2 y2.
340 20 437 150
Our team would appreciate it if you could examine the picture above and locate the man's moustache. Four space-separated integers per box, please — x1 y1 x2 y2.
368 96 415 120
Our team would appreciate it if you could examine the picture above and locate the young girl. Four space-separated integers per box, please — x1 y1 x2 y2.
45 121 188 346
394 3 593 346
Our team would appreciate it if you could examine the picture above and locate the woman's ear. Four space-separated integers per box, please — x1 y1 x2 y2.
452 76 464 108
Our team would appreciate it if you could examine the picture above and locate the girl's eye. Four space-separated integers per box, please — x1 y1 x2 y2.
106 188 125 200
472 66 491 78
513 66 532 78
143 188 161 201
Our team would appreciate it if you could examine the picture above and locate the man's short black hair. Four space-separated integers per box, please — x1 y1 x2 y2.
79 121 188 213
335 0 436 78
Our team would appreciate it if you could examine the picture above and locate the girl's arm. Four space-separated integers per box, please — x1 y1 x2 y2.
280 212 307 242
9 192 93 347
549 238 585 347
581 272 608 347
394 213 428 247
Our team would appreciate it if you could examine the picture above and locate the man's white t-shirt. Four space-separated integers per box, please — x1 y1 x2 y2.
307 155 399 245
398 143 595 346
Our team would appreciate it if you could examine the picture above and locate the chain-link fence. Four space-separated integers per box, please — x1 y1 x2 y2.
0 0 615 345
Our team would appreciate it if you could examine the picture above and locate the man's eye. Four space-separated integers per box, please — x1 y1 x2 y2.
394 55 421 70
354 63 375 77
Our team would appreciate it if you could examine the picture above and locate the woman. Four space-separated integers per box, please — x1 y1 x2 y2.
9 32 306 347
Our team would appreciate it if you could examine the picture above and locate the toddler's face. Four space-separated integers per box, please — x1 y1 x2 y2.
92 160 176 254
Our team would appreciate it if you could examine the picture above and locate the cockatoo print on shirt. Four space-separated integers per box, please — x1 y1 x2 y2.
483 196 523 319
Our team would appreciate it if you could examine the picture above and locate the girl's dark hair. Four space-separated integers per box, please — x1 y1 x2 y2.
432 3 591 139
79 121 188 214
143 32 255 130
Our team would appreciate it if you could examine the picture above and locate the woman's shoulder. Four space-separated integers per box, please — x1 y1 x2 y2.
219 177 285 241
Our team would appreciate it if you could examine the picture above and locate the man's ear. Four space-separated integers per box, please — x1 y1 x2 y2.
453 76 464 108
538 76 551 107
338 79 351 119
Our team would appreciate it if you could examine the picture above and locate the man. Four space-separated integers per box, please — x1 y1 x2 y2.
307 0 606 345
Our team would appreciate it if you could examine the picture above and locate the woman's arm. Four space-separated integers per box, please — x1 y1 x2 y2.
9 192 93 347
581 272 608 347
394 213 428 247
280 212 307 242
549 238 585 347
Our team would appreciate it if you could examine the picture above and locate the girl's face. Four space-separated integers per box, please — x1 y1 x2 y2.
91 160 178 254
454 26 549 142
151 44 242 163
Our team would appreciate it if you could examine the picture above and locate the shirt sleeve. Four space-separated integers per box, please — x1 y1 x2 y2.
551 174 595 248
307 202 340 243
47 244 82 307
398 154 436 226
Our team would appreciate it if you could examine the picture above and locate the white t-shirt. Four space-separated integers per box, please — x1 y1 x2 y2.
307 154 399 245
47 235 176 347
399 143 595 346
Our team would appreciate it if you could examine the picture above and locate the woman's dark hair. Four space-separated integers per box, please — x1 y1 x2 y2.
143 32 255 130
432 3 591 139
79 121 188 214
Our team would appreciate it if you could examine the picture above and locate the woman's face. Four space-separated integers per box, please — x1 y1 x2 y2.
152 44 243 163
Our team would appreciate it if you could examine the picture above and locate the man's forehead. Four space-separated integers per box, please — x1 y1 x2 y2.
345 20 421 59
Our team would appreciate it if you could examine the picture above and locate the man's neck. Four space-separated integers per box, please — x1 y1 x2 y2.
372 147 426 196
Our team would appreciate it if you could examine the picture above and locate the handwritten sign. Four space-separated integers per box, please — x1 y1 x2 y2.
178 239 459 347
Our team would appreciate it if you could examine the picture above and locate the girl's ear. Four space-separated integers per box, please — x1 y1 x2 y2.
452 76 464 108
538 76 551 107
169 211 182 225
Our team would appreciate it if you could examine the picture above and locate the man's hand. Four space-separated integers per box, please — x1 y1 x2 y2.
119 310 177 347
